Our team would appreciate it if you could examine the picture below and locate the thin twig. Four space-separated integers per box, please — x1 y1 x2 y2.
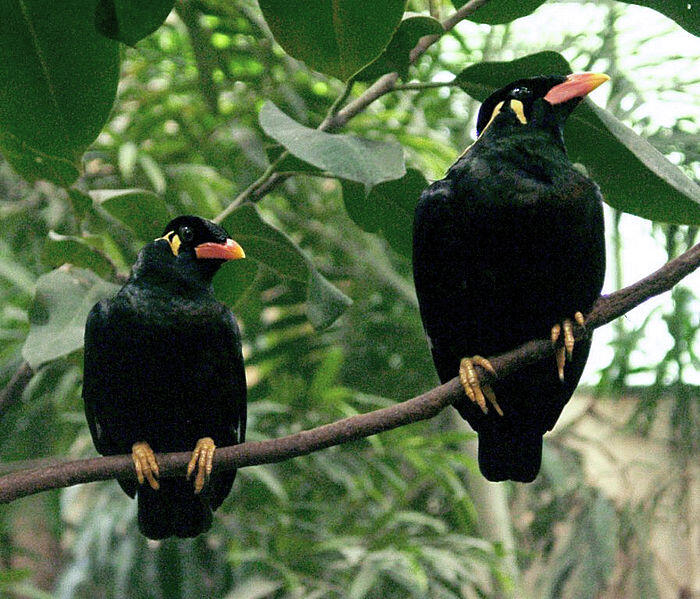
322 0 492 132
1 242 697 504
0 362 33 418
213 151 289 224
392 80 462 92
326 77 357 120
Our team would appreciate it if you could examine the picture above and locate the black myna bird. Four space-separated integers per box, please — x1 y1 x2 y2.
413 73 609 482
83 216 247 538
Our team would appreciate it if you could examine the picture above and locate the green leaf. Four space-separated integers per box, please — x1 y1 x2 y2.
212 259 259 310
42 231 116 279
0 0 119 186
138 154 167 194
67 189 93 220
95 0 175 46
306 268 352 329
266 144 323 175
0 255 36 297
118 141 138 179
348 561 379 599
258 0 406 80
22 267 120 369
259 102 406 190
221 204 351 328
355 15 443 82
451 0 547 24
455 51 700 224
342 168 427 258
91 189 170 240
224 577 283 599
0 132 80 187
617 1 698 36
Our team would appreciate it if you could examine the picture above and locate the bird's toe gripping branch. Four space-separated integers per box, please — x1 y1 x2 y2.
459 356 503 416
186 437 216 494
550 311 586 381
132 442 160 490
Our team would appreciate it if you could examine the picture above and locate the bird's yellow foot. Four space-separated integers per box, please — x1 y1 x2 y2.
459 356 503 416
550 311 586 381
186 437 216 494
132 441 160 490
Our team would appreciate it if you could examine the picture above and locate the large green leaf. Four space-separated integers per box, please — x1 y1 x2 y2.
355 15 443 82
266 145 323 176
258 0 406 80
341 168 428 258
90 189 170 240
0 0 119 186
42 232 116 280
617 1 698 36
95 0 174 45
259 102 406 191
220 204 351 328
451 0 547 24
22 267 120 369
455 51 700 224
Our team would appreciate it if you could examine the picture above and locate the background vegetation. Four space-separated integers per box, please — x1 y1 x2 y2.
0 0 697 598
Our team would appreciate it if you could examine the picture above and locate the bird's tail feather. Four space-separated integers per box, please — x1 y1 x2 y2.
137 479 212 540
477 428 542 483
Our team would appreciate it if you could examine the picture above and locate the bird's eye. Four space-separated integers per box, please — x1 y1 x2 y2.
179 226 194 243
511 86 529 99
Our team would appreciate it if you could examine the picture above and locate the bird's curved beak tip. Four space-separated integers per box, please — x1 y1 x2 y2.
195 238 246 260
544 72 610 105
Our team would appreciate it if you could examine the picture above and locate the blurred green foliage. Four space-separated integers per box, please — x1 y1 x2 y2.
0 1 697 598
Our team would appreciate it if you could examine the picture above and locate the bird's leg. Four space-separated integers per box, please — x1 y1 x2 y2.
132 441 160 490
186 437 216 494
459 356 503 416
550 311 586 381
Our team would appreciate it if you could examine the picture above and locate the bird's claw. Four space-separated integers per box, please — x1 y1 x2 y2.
550 311 586 381
459 356 502 416
132 441 160 490
186 437 216 494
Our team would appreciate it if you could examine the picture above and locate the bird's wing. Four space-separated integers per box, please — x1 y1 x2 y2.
413 178 492 373
82 299 121 456
221 308 247 445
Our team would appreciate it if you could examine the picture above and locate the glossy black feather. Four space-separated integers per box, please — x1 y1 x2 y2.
83 216 246 538
413 77 605 482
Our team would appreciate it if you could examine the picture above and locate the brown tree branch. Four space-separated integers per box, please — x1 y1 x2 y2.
1 242 698 504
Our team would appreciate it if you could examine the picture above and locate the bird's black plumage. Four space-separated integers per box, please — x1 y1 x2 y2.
83 216 247 538
413 74 607 482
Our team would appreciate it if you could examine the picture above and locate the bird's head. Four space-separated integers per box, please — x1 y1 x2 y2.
475 73 609 145
135 215 245 291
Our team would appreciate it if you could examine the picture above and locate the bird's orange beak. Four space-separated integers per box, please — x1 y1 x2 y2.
195 238 245 260
544 73 610 105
